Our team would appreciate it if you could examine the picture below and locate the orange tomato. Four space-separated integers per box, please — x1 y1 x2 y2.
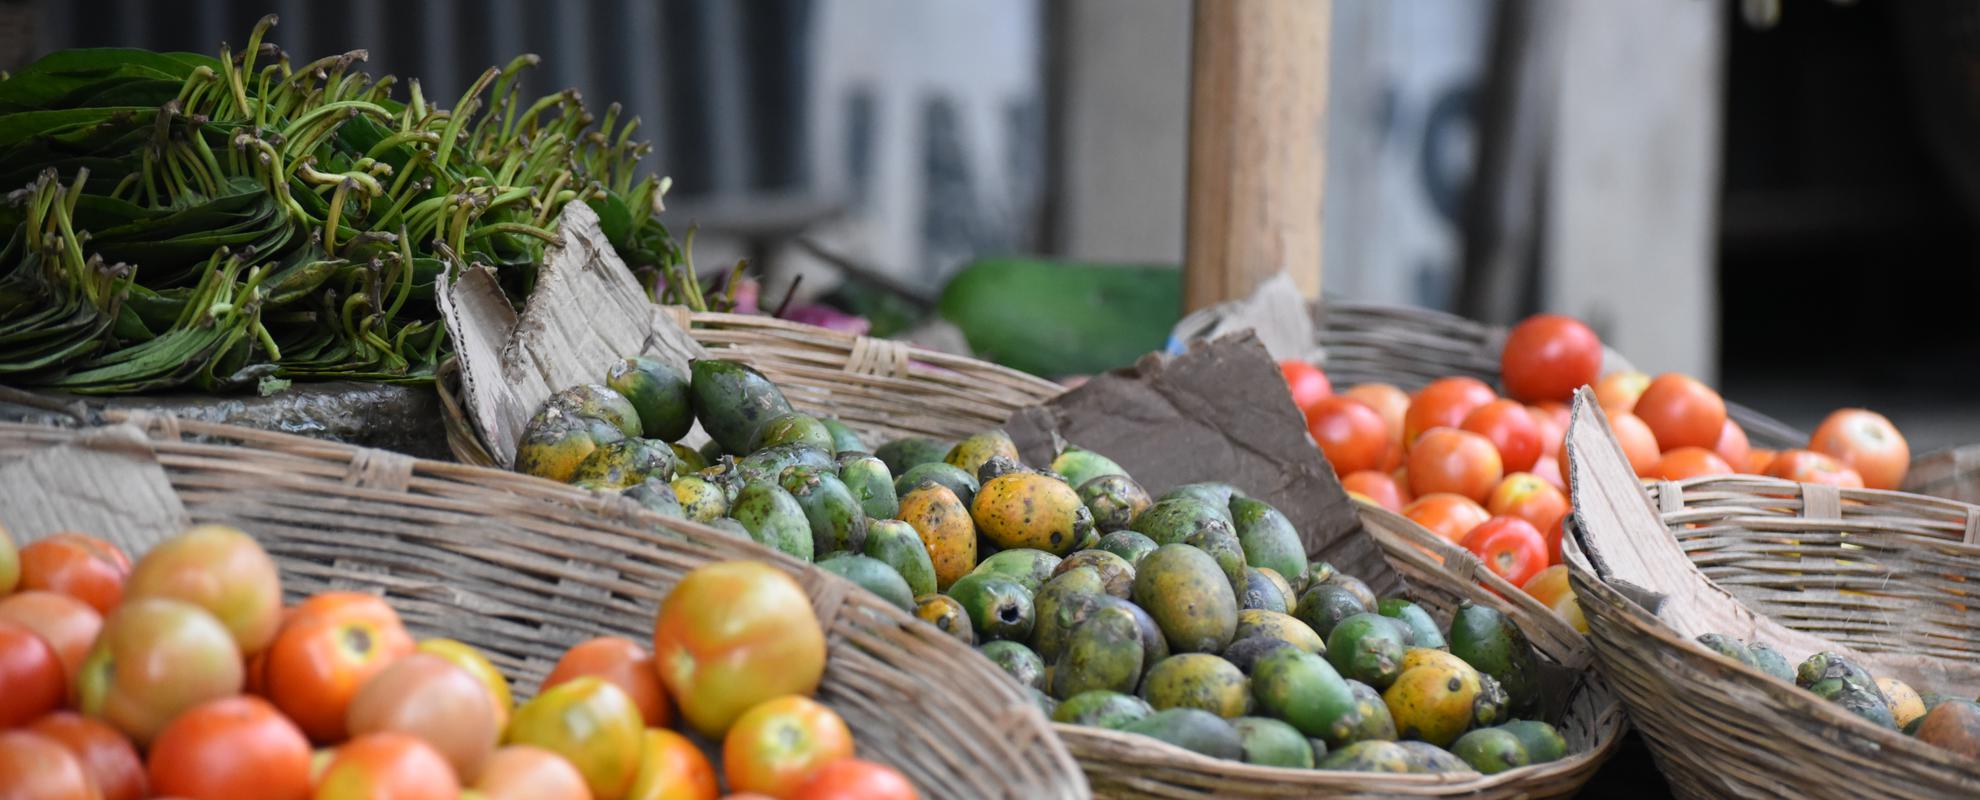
542 637 671 729
1402 494 1492 545
1305 396 1391 475
76 598 243 746
1809 409 1909 490
0 591 101 680
1741 448 1778 475
0 619 67 729
1279 361 1332 413
17 533 130 615
1461 399 1543 473
415 639 513 731
1765 450 1864 488
1711 419 1749 472
1500 314 1603 403
314 733 460 800
124 525 284 656
1403 377 1496 447
505 677 643 800
791 759 918 800
475 746 592 800
1593 371 1650 413
625 728 719 800
28 713 144 800
264 592 415 743
1527 405 1565 458
1406 428 1503 504
1343 383 1410 444
0 729 100 800
1602 411 1661 477
1632 373 1726 451
147 696 311 800
723 696 854 798
1460 517 1548 589
1650 447 1733 481
1340 471 1407 513
653 562 826 738
1485 473 1568 535
1520 565 1588 633
1544 513 1568 566
347 653 499 782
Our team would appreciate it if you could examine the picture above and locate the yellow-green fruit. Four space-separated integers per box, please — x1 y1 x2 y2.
1233 609 1325 654
671 475 729 522
897 484 977 589
505 676 643 799
1400 648 1472 675
548 383 643 439
972 473 1090 555
515 410 624 483
1877 677 1926 729
1139 654 1252 718
944 429 1020 477
0 524 17 594
1131 544 1239 654
914 594 975 645
569 438 676 489
1382 664 1481 746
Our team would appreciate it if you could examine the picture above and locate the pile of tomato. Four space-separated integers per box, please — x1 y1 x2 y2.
1283 314 1911 630
0 524 917 800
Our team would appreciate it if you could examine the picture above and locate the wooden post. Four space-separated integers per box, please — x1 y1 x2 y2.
1184 0 1330 312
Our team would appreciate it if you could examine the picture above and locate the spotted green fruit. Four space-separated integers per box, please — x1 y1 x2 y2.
970 549 1063 596
1233 609 1325 654
569 438 677 489
671 475 729 522
1030 568 1109 663
515 406 626 483
1397 740 1470 773
1159 483 1243 514
817 553 914 612
689 359 793 455
1077 474 1152 533
728 480 812 560
1249 647 1357 745
1118 708 1243 761
605 356 692 441
894 462 980 510
548 383 643 439
735 443 834 486
1240 567 1289 613
1051 446 1128 489
1229 497 1305 584
670 443 708 474
1053 550 1134 599
621 478 685 519
1746 642 1795 682
1095 531 1159 566
1327 614 1410 690
1232 716 1315 768
752 411 837 454
1376 598 1446 652
1498 719 1567 764
875 436 952 476
864 520 937 597
1293 585 1368 641
1140 654 1251 718
1131 544 1239 654
778 465 867 556
1053 690 1153 730
1131 498 1246 593
948 573 1035 643
820 418 866 454
1316 740 1413 773
981 640 1048 691
944 430 1021 478
1450 727 1529 774
1448 602 1542 717
837 455 898 520
1051 605 1147 699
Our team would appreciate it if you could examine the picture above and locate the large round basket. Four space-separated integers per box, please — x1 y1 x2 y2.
0 415 1087 800
1059 502 1626 798
1560 394 1980 799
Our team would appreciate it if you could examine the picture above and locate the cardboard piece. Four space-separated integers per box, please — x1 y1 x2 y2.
1005 331 1390 591
1165 272 1317 363
438 203 709 467
0 424 188 554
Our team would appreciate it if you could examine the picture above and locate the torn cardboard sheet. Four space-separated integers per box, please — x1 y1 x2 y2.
1005 331 1391 592
0 424 189 555
1166 272 1316 363
439 203 709 467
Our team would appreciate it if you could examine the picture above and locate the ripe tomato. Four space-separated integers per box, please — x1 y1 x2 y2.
1527 405 1566 458
624 728 719 800
1279 361 1332 413
1710 419 1750 471
1741 448 1778 475
315 732 460 800
1485 473 1568 535
1403 377 1496 446
0 620 67 730
475 746 591 800
147 696 310 800
1343 383 1409 444
1461 399 1543 473
505 676 643 800
1765 450 1864 488
1402 494 1492 545
264 592 414 743
791 759 918 800
1500 314 1603 403
1460 517 1548 588
347 653 499 782
28 713 144 800
1533 454 1565 493
1544 513 1568 566
416 639 512 731
653 561 826 738
1520 565 1588 634
1593 371 1650 413
1406 428 1503 504
0 525 17 595
1651 447 1733 481
1809 409 1910 490
1633 373 1726 451
124 525 283 656
1305 396 1391 475
17 533 130 615
0 729 98 800
77 598 243 745
1603 411 1661 477
1340 471 1407 513
723 696 855 798
542 637 671 729
0 590 101 680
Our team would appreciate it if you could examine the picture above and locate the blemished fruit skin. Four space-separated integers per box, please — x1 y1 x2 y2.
750 412 836 454
1052 447 1129 490
1078 475 1153 534
1052 690 1153 729
779 466 867 557
893 463 980 511
862 521 937 598
1326 614 1409 690
605 356 693 442
1051 605 1147 699
973 473 1093 556
689 360 794 455
820 418 866 454
1138 654 1252 718
727 481 813 561
947 573 1035 643
1316 740 1414 773
1096 531 1160 566
913 594 974 646
971 549 1064 595
1376 599 1447 652
1448 602 1541 717
1293 584 1367 641
1497 719 1567 763
895 485 977 590
1054 550 1135 600
1131 544 1240 654
1031 568 1109 663
815 554 914 612
838 456 899 521
980 640 1048 692
875 437 952 476
1118 708 1244 761
1382 663 1481 747
1450 727 1530 774
944 430 1021 478
1231 716 1314 768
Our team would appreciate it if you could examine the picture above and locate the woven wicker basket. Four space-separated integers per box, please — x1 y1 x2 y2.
1560 391 1980 799
1060 502 1626 798
440 309 1067 468
0 415 1086 800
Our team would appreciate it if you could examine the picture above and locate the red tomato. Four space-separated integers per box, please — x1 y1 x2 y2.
1461 399 1543 473
17 533 130 615
1343 383 1410 445
1402 494 1492 545
76 598 243 746
1741 448 1778 475
1602 411 1662 477
147 696 310 800
314 732 460 800
0 619 68 729
1485 473 1568 535
624 728 719 800
1520 565 1588 633
1651 447 1734 481
542 637 671 730
1593 371 1650 413
474 746 592 800
791 759 919 800
1544 513 1568 566
1460 517 1548 588
1809 409 1910 490
1406 428 1504 504
1533 454 1566 493
723 696 855 798
654 562 826 738
1711 419 1750 473
1305 396 1391 475
264 592 414 743
1403 378 1496 447
124 525 284 656
1340 471 1407 513
28 713 144 800
346 653 499 783
1500 314 1603 403
1527 405 1565 458
1765 450 1864 488
1279 361 1332 413
0 729 99 800
0 591 101 680
1633 373 1726 451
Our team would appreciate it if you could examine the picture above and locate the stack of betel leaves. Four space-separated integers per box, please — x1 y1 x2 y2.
0 16 683 394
